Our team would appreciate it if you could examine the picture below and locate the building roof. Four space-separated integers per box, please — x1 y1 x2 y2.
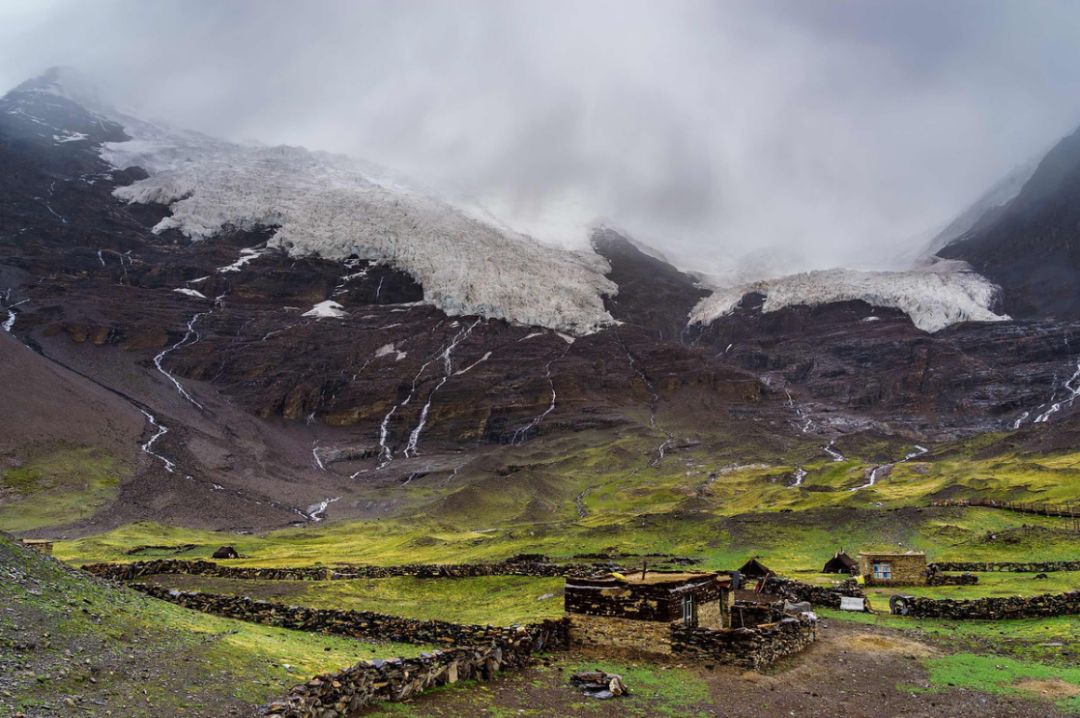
567 571 729 589
857 550 926 558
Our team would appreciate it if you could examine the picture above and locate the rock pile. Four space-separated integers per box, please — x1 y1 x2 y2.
570 670 628 699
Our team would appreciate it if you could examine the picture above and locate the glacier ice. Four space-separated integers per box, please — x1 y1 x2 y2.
689 261 1008 333
99 116 616 335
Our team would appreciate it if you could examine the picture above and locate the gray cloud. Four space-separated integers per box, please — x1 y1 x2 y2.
3 0 1080 280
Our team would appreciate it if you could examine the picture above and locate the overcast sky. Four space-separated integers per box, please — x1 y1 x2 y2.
3 0 1080 280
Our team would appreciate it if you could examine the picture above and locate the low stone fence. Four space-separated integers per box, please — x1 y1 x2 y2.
927 572 978 586
933 561 1080 573
763 576 864 608
891 591 1080 620
126 583 570 717
130 583 569 648
82 557 619 582
671 615 817 669
264 640 544 718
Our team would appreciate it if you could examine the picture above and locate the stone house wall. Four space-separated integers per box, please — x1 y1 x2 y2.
859 554 927 586
670 616 817 669
563 575 725 622
567 613 676 655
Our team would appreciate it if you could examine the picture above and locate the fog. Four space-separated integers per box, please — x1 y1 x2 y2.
3 0 1080 280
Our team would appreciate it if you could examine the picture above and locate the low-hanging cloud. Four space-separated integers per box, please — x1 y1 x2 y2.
3 0 1080 282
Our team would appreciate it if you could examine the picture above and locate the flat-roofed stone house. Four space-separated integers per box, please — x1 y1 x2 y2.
565 571 733 655
858 551 928 586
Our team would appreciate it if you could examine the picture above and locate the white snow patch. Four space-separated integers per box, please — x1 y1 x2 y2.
99 116 616 335
53 131 87 143
173 288 207 299
375 343 407 361
690 262 1008 333
217 247 270 273
519 332 544 342
302 300 347 319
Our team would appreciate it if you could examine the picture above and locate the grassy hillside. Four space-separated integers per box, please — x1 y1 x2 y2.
0 533 432 717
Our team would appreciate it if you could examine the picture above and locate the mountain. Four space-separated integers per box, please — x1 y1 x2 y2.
937 124 1080 320
2 68 1080 538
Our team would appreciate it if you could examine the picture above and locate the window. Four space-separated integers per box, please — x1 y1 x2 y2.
682 595 697 627
872 562 892 580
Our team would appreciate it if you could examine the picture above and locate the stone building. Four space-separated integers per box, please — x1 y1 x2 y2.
564 571 733 655
858 551 927 586
20 538 53 555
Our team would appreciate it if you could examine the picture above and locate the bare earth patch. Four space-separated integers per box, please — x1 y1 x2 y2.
1015 678 1080 699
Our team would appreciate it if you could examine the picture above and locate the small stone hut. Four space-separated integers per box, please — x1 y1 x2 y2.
858 551 927 586
822 551 858 574
20 539 53 555
565 571 733 655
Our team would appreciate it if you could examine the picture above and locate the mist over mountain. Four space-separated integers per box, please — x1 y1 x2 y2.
4 0 1080 281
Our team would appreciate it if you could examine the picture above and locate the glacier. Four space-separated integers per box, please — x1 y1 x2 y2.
689 261 1009 333
97 116 616 335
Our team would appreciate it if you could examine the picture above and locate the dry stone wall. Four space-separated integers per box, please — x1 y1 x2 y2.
896 591 1079 619
82 557 615 582
670 615 817 669
933 561 1080 573
130 583 569 648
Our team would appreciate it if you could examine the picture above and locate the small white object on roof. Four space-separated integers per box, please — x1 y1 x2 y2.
840 596 866 612
302 300 347 319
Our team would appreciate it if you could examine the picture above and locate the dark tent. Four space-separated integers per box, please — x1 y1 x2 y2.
212 545 240 559
738 557 772 578
822 551 858 574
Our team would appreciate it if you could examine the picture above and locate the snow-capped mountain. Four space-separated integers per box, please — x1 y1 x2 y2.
3 67 1080 533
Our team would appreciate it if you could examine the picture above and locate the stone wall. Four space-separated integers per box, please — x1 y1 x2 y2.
927 572 978 586
567 613 675 655
263 623 567 717
130 583 570 649
859 554 927 586
763 576 864 608
894 591 1080 620
670 615 817 669
82 557 615 582
933 561 1080 573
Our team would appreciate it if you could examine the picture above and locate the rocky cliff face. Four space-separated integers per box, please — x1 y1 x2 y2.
938 124 1080 321
3 70 1079 533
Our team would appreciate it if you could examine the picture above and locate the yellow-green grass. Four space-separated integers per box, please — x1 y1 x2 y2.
858 571 1080 601
819 608 1079 666
0 447 124 531
142 574 566 626
1 534 434 715
56 505 1080 576
922 654 1080 713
